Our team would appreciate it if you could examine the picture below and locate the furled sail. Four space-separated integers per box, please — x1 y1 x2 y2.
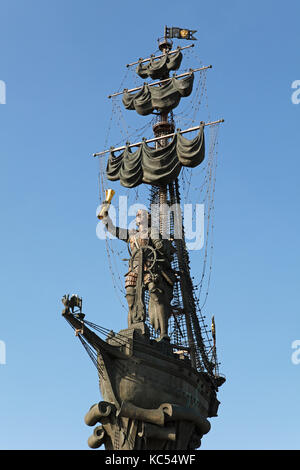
106 125 205 188
122 73 194 116
136 49 183 80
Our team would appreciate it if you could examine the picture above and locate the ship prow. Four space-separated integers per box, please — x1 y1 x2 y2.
63 312 225 449
64 313 226 413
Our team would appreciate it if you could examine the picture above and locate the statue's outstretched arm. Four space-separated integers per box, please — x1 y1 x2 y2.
102 213 129 242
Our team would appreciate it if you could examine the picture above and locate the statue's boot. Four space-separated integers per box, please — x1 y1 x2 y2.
125 288 135 327
156 333 170 342
155 304 170 342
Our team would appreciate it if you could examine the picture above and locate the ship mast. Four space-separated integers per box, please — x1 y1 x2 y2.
95 29 221 377
149 35 198 367
152 36 174 235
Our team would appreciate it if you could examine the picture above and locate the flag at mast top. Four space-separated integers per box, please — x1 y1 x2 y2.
165 26 197 41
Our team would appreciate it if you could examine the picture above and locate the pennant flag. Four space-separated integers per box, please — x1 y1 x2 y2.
165 27 197 41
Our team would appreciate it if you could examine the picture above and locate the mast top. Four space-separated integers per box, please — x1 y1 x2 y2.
158 25 174 51
158 36 173 52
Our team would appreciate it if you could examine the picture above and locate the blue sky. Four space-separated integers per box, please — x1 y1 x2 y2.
0 0 300 450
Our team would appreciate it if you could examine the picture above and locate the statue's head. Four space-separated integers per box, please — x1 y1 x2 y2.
136 209 150 230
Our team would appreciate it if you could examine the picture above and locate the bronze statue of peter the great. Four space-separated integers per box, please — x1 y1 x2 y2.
101 207 176 341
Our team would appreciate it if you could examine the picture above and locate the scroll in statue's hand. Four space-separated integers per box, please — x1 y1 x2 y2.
97 202 110 220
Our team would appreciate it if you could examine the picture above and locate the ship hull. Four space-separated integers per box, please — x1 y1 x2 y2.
99 324 219 419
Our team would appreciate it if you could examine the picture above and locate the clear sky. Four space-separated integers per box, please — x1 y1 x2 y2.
0 0 300 450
